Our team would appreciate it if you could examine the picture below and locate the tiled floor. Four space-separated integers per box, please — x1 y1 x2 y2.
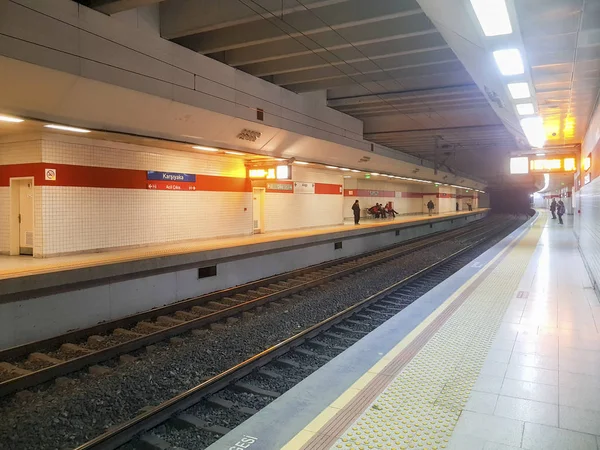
0 210 484 280
450 213 600 450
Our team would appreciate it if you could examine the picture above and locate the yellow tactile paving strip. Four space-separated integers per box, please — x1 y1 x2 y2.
285 215 544 450
0 210 486 280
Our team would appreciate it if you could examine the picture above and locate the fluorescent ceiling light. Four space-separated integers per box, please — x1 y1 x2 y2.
493 49 524 76
225 150 244 156
340 168 350 171
326 166 338 169
351 170 361 173
44 124 90 133
536 153 546 157
370 173 380 176
510 156 529 174
516 103 535 116
520 116 546 148
0 115 24 123
508 83 531 100
470 0 512 36
192 145 219 152
294 161 309 165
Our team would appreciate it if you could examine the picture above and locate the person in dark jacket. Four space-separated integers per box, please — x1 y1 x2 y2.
456 202 459 212
427 200 435 216
550 199 557 219
352 200 361 225
557 200 566 225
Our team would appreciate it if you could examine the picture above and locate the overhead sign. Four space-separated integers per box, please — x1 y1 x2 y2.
529 157 576 173
247 164 291 180
510 157 529 174
294 181 315 194
147 171 196 182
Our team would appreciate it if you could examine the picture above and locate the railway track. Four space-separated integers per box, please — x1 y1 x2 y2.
0 219 499 398
0 218 503 398
67 217 523 450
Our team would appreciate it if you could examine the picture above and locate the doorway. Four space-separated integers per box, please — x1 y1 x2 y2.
10 178 34 256
253 187 265 234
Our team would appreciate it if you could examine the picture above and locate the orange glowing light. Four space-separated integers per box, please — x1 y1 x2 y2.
583 156 591 171
564 158 576 171
563 117 576 139
531 159 562 171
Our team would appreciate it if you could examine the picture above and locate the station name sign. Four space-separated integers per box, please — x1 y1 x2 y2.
146 171 197 191
147 171 196 182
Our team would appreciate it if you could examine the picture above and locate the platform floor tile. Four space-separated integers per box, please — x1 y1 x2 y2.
293 215 544 449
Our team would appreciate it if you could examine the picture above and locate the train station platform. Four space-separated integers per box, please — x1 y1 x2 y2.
0 209 486 296
0 209 488 349
208 211 600 450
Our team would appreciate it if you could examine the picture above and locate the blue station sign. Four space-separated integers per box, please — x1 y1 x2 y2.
147 171 196 182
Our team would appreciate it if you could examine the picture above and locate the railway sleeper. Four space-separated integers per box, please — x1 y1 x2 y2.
272 358 319 372
137 433 173 450
170 414 232 436
305 340 346 351
231 382 281 398
322 332 360 343
293 348 332 361
206 396 258 415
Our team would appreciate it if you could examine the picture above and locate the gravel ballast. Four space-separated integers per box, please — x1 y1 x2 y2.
0 219 524 450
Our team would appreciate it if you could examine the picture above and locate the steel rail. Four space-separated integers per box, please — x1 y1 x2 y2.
0 220 496 397
73 222 513 450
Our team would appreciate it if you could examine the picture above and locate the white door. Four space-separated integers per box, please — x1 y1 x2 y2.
14 179 34 255
253 188 265 234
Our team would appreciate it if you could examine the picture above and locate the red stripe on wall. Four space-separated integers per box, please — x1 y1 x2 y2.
315 183 343 195
401 192 424 198
0 163 252 192
344 190 450 199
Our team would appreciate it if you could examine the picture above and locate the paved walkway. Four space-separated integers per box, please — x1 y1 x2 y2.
280 212 600 450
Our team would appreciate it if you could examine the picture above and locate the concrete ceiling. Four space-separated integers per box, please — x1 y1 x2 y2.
78 0 600 184
516 0 600 148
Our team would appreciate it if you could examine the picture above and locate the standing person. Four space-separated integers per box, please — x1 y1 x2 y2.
550 199 557 219
352 200 361 225
427 200 435 216
456 201 459 212
557 200 565 225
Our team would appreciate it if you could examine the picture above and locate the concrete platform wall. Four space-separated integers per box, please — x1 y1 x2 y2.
0 211 487 349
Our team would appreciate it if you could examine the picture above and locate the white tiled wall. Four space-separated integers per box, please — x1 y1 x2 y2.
438 186 457 213
38 136 252 256
41 187 251 255
263 167 343 232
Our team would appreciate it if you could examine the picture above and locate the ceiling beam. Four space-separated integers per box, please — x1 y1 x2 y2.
169 0 424 53
84 0 166 15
